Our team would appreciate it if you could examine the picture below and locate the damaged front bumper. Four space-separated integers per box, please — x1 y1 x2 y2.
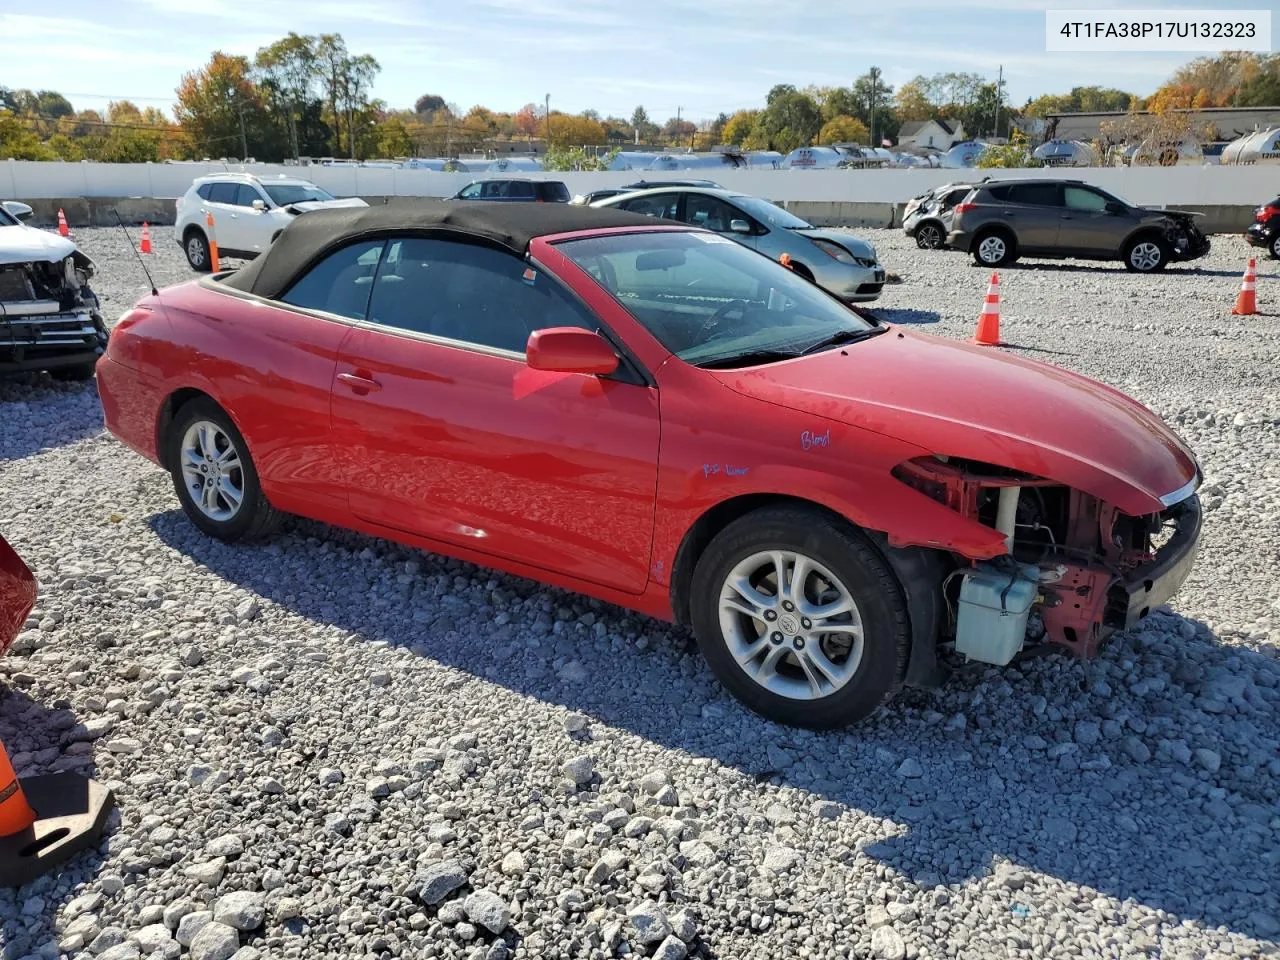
1105 493 1202 632
1 253 107 376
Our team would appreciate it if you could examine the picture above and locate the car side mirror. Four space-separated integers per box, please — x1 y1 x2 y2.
1105 201 1126 215
729 219 752 234
2 200 33 222
252 199 267 211
526 327 620 376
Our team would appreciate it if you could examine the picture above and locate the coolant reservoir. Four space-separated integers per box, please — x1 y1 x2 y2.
954 563 1039 666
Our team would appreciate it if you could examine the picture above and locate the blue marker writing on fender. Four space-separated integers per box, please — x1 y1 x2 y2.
801 429 831 451
703 463 750 478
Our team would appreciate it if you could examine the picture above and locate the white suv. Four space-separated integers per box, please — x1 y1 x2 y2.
173 173 367 271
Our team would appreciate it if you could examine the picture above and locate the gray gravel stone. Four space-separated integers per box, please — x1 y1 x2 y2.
188 921 239 960
416 859 470 905
211 892 264 932
628 902 672 945
462 890 510 934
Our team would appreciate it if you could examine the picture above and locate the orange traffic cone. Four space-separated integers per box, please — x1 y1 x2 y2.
973 272 1005 346
140 222 152 254
0 736 115 888
205 211 221 272
1231 257 1257 316
0 742 36 838
56 208 69 238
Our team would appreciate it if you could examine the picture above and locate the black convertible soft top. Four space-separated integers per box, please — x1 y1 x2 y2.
220 198 660 299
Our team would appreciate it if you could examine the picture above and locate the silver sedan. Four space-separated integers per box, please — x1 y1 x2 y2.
592 187 885 303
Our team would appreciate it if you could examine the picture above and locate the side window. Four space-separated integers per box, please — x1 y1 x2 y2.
235 184 265 208
458 183 483 199
986 185 1011 202
196 183 214 201
1063 187 1109 212
207 182 237 204
1008 183 1062 207
279 240 384 320
508 182 535 200
366 237 596 353
481 181 508 199
681 195 739 232
621 193 679 220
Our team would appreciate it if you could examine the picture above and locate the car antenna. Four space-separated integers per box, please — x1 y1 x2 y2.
112 209 158 296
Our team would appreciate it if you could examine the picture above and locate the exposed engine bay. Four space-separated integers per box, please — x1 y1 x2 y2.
1158 211 1212 261
0 251 109 378
894 455 1202 665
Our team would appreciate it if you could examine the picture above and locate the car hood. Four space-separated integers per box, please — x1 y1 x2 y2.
1135 207 1204 220
792 228 876 260
285 197 369 214
0 224 77 265
710 329 1197 516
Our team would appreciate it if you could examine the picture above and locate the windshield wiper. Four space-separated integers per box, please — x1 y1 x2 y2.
695 348 803 369
798 326 887 355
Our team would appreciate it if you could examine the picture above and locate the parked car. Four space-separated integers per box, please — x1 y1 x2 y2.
948 179 1211 272
902 182 976 249
174 173 368 272
571 180 725 206
1244 194 1280 259
451 179 572 203
0 533 37 656
96 201 1202 728
1 201 108 381
593 187 885 302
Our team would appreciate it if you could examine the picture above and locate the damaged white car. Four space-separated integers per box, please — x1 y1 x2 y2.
0 201 108 381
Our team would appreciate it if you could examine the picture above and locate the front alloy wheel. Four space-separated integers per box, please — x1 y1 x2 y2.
1126 239 1166 272
689 506 910 728
1271 234 1280 261
718 550 865 700
974 233 1013 267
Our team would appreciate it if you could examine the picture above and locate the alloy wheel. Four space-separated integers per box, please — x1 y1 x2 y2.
977 236 1006 264
1272 235 1280 260
917 224 943 249
1129 241 1163 271
180 420 245 521
187 236 205 267
717 549 865 701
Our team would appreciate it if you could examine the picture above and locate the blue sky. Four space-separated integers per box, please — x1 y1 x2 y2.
1 0 1268 121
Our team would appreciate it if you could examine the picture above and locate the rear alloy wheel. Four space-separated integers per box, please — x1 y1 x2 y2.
1270 234 1280 261
689 506 910 728
915 222 944 249
973 231 1015 267
1124 237 1167 273
167 398 282 541
185 230 212 272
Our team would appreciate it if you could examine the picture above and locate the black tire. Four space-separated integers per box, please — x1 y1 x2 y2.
1270 235 1280 261
1122 235 1168 273
184 228 212 273
166 397 283 542
971 229 1017 267
689 505 911 729
915 222 945 250
49 363 97 382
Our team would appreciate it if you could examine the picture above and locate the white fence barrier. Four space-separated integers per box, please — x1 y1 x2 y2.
2 159 1275 207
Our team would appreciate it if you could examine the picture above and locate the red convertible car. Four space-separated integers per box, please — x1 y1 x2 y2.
96 202 1202 728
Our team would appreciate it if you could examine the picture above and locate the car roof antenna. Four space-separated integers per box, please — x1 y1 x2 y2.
112 209 158 297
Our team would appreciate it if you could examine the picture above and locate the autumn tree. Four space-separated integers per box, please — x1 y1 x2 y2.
0 110 56 159
175 52 264 158
817 115 869 145
894 79 934 121
255 33 318 159
512 103 541 137
759 85 822 150
721 110 759 146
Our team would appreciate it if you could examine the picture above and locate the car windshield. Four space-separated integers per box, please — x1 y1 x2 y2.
1097 187 1135 207
557 230 876 367
0 207 17 227
263 183 335 205
727 195 814 231
727 195 812 230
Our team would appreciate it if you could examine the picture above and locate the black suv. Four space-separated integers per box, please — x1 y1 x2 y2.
1245 195 1280 259
452 179 572 203
948 179 1211 272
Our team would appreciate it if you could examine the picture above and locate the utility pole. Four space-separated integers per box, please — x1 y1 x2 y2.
868 70 878 148
994 64 1004 140
236 99 248 161
545 93 551 150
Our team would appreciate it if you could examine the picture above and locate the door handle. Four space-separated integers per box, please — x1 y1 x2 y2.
337 372 382 394
1001 210 1015 217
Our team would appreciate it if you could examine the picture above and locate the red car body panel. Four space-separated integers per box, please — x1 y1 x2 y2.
710 330 1197 517
0 536 37 656
95 222 1198 636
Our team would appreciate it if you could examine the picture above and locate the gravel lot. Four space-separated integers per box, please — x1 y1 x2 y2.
1 224 1278 960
